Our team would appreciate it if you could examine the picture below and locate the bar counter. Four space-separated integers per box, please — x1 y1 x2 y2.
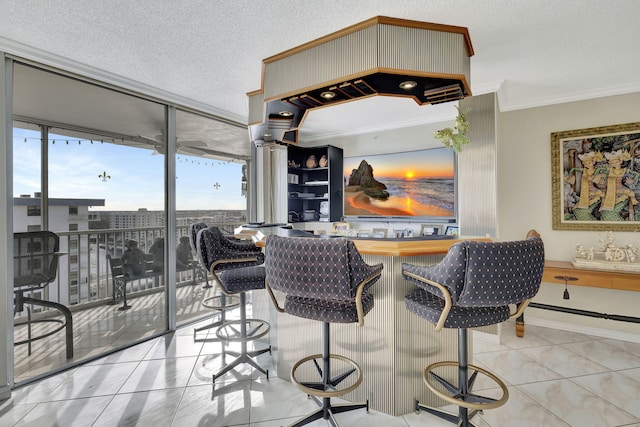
252 231 491 416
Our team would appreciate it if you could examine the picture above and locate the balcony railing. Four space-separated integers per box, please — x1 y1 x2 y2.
14 222 242 318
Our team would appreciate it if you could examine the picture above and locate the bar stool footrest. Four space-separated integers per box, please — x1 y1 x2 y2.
291 353 362 399
424 361 508 410
202 294 241 311
215 318 270 342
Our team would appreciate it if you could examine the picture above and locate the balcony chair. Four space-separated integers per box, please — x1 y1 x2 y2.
198 226 271 381
402 230 544 427
264 235 383 427
13 231 73 359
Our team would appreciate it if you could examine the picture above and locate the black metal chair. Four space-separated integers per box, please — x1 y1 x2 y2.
13 231 73 359
198 226 271 381
402 230 544 427
265 235 383 427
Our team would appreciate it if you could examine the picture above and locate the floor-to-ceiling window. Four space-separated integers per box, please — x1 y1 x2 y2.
174 109 250 327
8 60 253 386
11 63 168 384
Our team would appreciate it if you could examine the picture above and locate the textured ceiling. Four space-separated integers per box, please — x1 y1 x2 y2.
1 0 639 142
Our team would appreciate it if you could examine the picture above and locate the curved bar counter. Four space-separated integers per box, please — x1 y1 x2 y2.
252 231 491 416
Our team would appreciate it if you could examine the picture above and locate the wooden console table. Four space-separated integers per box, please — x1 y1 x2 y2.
542 260 640 292
519 260 640 336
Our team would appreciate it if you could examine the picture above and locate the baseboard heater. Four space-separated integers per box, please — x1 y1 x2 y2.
528 302 640 324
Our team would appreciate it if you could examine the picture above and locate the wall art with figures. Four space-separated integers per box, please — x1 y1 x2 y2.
552 122 640 231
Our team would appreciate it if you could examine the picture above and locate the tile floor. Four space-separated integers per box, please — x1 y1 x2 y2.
2 319 640 427
13 278 215 384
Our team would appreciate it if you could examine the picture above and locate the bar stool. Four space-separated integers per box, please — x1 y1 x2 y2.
402 230 544 427
198 226 271 381
265 235 383 427
190 223 240 338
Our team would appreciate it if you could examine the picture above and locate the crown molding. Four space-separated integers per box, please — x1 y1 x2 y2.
498 82 640 112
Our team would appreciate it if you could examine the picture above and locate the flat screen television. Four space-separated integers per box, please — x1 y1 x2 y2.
343 147 457 222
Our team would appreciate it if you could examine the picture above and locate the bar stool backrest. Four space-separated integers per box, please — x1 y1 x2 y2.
197 226 264 273
404 236 545 308
265 235 377 300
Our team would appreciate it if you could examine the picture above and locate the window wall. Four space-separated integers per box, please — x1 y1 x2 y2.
7 59 252 387
11 63 168 384
174 109 250 327
13 64 156 384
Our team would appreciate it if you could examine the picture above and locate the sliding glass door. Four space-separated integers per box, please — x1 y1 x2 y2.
174 109 250 328
12 63 167 383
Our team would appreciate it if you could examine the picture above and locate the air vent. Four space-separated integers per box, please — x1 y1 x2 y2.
423 84 465 105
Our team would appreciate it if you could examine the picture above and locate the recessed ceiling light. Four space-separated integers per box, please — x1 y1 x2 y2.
278 111 293 117
261 132 272 138
320 91 336 99
399 81 417 90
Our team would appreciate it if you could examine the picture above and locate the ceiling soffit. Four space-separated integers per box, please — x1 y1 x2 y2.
248 16 473 144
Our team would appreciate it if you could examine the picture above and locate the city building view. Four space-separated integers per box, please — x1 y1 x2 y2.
10 115 250 384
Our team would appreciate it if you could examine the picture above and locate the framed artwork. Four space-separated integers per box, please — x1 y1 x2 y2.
331 222 350 235
405 228 414 238
552 122 640 231
356 230 371 238
445 226 459 236
420 225 439 236
394 229 405 238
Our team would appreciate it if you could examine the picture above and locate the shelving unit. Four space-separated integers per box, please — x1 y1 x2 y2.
287 145 343 223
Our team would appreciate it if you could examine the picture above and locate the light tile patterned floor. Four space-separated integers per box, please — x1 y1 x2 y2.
2 319 640 426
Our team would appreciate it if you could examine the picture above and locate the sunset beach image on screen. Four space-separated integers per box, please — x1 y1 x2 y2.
343 147 456 220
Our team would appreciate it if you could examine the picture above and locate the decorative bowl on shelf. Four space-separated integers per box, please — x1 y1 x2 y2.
306 155 318 168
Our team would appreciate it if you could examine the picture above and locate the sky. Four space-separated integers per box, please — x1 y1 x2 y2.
343 147 455 180
12 127 247 211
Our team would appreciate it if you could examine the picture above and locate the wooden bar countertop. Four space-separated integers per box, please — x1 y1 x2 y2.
250 229 490 257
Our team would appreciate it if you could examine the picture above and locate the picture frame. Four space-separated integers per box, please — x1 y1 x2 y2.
445 225 459 236
551 122 640 231
331 222 350 235
393 229 405 238
405 228 414 238
420 225 440 236
372 228 387 238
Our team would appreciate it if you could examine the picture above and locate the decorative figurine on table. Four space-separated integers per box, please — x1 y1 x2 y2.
573 231 639 271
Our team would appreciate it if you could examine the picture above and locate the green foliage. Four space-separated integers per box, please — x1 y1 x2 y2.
434 106 471 153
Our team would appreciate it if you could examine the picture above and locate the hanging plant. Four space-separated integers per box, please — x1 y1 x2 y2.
434 106 470 153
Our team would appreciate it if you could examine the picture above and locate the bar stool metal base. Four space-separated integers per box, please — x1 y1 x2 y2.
287 322 367 427
415 328 508 427
415 399 482 427
193 293 241 337
211 292 271 382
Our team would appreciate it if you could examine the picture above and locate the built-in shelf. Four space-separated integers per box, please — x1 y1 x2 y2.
287 145 343 223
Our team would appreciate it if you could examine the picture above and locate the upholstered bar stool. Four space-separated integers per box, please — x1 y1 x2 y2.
402 230 544 427
198 226 271 381
265 235 383 427
190 222 240 338
190 222 212 289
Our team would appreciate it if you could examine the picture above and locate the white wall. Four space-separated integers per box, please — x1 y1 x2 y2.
499 91 640 339
325 121 445 157
310 91 640 340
